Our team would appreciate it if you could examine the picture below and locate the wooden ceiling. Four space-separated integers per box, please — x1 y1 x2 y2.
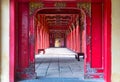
36 8 80 32
37 13 77 31
44 14 75 30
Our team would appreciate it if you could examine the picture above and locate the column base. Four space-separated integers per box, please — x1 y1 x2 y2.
84 63 104 79
16 64 37 80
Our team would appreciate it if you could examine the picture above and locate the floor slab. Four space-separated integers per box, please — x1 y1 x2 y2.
35 48 84 79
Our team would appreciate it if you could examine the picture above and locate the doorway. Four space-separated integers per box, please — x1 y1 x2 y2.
34 9 85 79
10 1 111 82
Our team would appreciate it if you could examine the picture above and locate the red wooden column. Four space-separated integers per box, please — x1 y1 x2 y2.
70 30 72 50
71 28 73 50
44 31 46 48
47 32 49 48
38 26 41 49
68 31 70 49
76 20 80 53
66 33 68 48
104 0 111 82
41 27 43 48
28 6 37 79
67 33 69 48
35 25 37 54
74 23 77 52
46 33 48 48
67 33 70 49
67 33 70 48
48 33 50 47
42 28 44 48
29 16 35 64
44 29 47 48
43 28 45 49
72 29 74 51
17 2 29 78
75 24 77 52
72 24 76 51
71 30 73 50
10 0 16 81
66 34 68 48
45 31 48 48
35 24 39 54
69 32 71 49
36 25 41 54
86 15 91 64
39 26 43 49
15 3 36 80
45 30 47 48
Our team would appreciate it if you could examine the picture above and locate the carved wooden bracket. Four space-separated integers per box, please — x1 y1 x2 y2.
29 2 44 15
54 2 66 8
77 3 91 16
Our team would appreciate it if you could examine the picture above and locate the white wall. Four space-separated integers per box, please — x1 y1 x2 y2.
0 0 9 82
0 0 1 81
112 0 120 82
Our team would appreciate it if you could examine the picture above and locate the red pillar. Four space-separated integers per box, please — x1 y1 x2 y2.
41 27 44 49
68 32 70 48
35 25 39 54
104 0 111 82
43 28 45 49
70 31 72 50
72 29 74 51
38 27 40 49
18 2 29 75
44 31 46 48
39 27 42 49
76 22 80 53
16 3 36 80
67 33 69 48
10 0 16 81
72 27 75 51
73 26 76 52
69 33 71 49
86 15 91 63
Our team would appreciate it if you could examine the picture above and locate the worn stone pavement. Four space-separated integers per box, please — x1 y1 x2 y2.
18 48 104 82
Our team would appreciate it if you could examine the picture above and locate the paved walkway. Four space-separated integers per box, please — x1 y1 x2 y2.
18 78 104 82
18 48 104 82
35 48 84 78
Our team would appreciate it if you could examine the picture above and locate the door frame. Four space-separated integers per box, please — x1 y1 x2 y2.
10 0 111 82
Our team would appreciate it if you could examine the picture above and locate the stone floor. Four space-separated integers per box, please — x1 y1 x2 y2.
35 48 84 78
18 48 104 82
18 78 104 82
